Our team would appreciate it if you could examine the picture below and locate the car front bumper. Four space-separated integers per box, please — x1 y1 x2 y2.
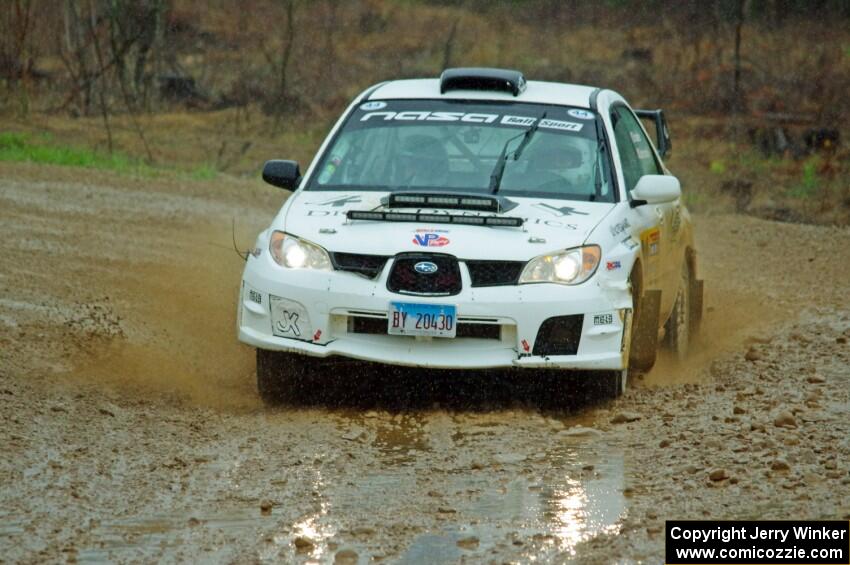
238 255 633 370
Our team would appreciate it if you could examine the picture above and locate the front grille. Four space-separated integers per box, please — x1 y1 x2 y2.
533 315 584 356
466 260 525 287
348 316 499 340
331 252 389 279
387 253 462 296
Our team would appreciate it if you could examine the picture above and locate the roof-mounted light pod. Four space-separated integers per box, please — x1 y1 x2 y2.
439 67 526 97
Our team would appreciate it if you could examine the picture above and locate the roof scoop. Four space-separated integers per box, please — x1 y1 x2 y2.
439 68 526 97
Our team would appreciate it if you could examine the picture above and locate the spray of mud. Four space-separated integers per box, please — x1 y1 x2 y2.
643 287 786 387
66 215 801 411
69 223 261 411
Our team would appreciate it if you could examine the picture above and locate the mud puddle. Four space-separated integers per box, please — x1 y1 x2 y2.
70 434 625 563
77 509 264 562
402 447 625 563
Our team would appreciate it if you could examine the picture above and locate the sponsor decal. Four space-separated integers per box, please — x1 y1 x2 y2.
640 227 661 257
359 101 387 111
275 311 301 337
501 115 536 127
248 289 262 304
362 111 498 123
270 296 311 340
359 112 583 132
606 260 621 271
521 339 530 352
610 219 630 237
413 229 450 247
307 195 362 207
568 109 595 120
593 313 614 325
414 261 439 274
636 147 652 160
630 132 642 143
621 236 639 250
539 119 583 132
534 203 590 217
304 207 580 229
670 206 682 236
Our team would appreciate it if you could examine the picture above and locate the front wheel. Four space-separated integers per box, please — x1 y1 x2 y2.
665 261 692 360
256 349 318 405
600 368 628 399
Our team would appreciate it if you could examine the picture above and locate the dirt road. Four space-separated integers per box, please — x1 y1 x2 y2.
1 162 848 563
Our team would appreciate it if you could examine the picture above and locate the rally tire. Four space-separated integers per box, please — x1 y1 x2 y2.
666 260 691 360
256 349 316 405
628 267 660 372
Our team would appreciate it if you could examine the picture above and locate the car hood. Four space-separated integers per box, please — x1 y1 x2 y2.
281 191 615 260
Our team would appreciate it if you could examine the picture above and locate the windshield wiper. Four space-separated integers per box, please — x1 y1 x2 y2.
489 111 547 195
592 118 606 200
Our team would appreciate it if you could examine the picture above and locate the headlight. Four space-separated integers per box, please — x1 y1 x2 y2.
519 245 601 285
269 231 331 270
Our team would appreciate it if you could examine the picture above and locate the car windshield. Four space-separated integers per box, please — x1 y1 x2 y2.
307 99 615 202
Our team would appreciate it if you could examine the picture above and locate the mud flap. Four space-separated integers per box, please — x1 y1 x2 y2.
629 289 661 372
690 279 704 335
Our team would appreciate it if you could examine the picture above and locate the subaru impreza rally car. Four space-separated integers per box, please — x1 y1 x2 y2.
239 68 703 402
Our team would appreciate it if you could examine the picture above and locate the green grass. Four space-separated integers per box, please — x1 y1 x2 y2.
0 132 232 181
0 132 153 175
189 163 218 180
788 156 821 199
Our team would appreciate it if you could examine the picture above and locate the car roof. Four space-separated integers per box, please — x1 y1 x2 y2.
366 78 600 109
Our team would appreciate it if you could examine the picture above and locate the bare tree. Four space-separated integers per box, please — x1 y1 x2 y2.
0 0 37 114
273 0 296 130
732 0 749 113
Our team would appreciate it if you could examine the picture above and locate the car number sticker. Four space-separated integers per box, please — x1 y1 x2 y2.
360 101 387 110
593 313 614 325
568 109 595 120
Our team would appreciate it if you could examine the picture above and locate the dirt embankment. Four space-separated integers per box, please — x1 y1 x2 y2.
1 162 848 563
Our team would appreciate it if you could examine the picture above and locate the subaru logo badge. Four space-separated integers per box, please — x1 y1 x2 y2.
414 261 438 274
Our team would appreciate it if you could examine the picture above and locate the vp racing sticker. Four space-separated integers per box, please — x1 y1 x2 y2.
413 229 450 247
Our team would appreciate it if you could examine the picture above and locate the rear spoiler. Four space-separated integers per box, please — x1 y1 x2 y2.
634 108 672 159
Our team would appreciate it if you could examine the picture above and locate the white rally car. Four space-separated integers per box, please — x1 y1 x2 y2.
239 68 703 402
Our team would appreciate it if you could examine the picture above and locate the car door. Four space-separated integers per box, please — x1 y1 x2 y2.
611 105 678 319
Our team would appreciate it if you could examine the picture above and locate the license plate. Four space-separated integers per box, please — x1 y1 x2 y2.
388 302 456 338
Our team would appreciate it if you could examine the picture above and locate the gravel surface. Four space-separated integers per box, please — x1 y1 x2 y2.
1 162 848 563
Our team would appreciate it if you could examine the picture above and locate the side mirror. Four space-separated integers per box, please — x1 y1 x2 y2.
630 175 681 206
634 108 672 158
262 160 301 190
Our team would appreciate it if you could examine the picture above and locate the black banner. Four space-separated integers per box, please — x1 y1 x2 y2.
666 520 849 564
